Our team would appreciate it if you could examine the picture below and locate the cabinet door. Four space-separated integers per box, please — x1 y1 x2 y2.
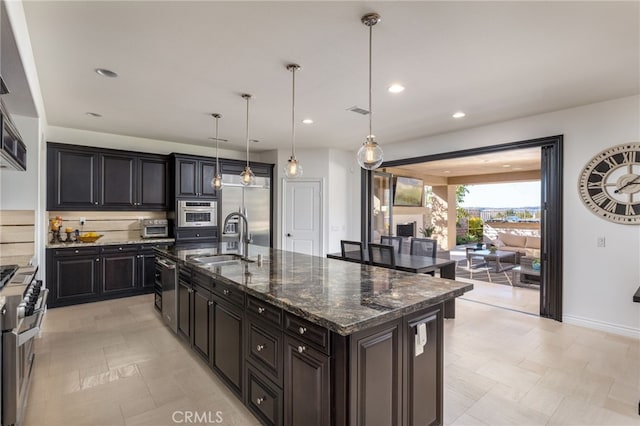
177 280 193 341
284 335 330 426
199 160 217 197
139 250 156 289
403 307 442 426
192 286 212 362
213 297 243 396
53 256 100 305
101 154 135 208
349 319 402 426
177 158 198 197
139 156 168 209
102 253 137 294
50 148 100 209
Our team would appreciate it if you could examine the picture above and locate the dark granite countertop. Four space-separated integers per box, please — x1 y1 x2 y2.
47 238 175 249
156 243 473 336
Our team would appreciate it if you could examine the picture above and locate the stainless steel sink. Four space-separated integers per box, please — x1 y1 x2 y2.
189 254 253 266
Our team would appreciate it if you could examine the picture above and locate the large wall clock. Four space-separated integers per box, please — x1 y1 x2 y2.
578 142 640 224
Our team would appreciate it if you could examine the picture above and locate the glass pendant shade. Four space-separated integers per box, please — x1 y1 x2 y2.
211 174 223 190
357 136 383 170
284 156 303 178
240 166 255 186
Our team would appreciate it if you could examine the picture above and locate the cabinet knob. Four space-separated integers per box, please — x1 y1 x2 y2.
298 327 306 335
257 307 265 314
297 345 306 353
95 258 100 262
119 247 123 251
256 344 264 352
74 250 79 254
94 201 98 205
196 233 200 237
223 289 229 295
256 397 265 406
208 300 213 306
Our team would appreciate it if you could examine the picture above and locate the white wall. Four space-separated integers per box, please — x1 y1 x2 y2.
382 95 640 337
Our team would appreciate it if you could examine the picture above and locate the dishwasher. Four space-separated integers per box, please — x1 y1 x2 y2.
157 257 177 333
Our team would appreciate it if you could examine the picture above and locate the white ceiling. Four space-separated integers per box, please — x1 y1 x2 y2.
22 1 639 153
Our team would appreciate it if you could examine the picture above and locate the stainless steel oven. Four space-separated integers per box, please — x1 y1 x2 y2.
141 219 169 238
178 200 217 227
1 266 47 426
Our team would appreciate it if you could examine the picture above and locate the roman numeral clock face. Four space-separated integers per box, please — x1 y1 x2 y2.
579 143 640 224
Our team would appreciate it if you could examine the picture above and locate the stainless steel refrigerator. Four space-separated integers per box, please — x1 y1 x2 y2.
220 174 271 247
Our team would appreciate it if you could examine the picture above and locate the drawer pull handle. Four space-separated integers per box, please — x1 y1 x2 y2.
208 301 213 306
257 307 265 314
223 289 229 295
256 344 264 352
298 327 306 335
256 396 265 405
297 345 306 353
119 247 123 251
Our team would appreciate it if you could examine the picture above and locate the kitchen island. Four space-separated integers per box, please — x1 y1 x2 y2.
156 244 472 426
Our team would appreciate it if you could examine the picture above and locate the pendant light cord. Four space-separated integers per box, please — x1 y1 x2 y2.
215 116 219 171
291 67 296 157
245 96 250 167
368 21 373 141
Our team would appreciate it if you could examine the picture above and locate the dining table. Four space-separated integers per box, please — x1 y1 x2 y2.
326 251 461 318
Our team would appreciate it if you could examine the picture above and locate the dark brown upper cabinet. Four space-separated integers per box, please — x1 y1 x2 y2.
47 142 169 211
174 154 217 199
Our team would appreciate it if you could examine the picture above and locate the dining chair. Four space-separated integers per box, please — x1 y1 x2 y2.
410 237 437 276
410 238 437 258
380 235 403 254
340 240 364 262
368 243 396 269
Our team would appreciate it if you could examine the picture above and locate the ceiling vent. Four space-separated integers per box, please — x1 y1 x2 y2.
347 106 370 115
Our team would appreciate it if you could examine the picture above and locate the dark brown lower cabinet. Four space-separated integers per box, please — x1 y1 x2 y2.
166 266 446 426
53 254 100 303
283 335 330 426
177 278 192 342
212 296 244 397
102 254 137 294
403 306 443 426
349 319 403 426
192 285 212 362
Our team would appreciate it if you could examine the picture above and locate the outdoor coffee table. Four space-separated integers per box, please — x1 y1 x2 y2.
466 249 517 273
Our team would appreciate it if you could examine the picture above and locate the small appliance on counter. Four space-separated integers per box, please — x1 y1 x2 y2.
141 219 169 239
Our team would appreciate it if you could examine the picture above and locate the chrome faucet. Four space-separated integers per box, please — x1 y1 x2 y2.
223 211 252 259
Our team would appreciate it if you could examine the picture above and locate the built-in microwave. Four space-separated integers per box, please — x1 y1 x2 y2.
178 200 217 227
141 219 169 238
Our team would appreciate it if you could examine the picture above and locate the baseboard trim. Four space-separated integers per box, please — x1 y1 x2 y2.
563 314 640 339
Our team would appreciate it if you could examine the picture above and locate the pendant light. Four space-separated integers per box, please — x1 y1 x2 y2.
210 113 223 190
240 93 255 186
356 12 384 170
284 64 303 178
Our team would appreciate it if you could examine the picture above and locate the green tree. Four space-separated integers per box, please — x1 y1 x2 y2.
467 216 484 241
456 185 470 225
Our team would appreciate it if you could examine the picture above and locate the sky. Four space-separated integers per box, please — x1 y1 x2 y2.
459 181 540 208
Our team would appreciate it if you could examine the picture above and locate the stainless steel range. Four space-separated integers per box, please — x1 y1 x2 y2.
0 264 47 426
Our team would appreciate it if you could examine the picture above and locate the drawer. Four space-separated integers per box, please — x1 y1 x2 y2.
284 313 330 355
212 280 244 307
193 270 213 289
247 296 282 328
102 245 139 254
246 363 283 426
246 317 283 386
52 246 100 257
175 228 217 241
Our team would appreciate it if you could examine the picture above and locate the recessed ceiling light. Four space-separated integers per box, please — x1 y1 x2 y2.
388 84 405 93
85 112 102 117
95 68 118 78
302 119 314 124
502 164 512 168
452 111 466 119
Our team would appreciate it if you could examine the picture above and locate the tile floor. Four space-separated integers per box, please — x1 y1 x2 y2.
24 294 638 426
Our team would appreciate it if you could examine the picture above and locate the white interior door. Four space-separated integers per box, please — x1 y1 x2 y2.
283 179 322 255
